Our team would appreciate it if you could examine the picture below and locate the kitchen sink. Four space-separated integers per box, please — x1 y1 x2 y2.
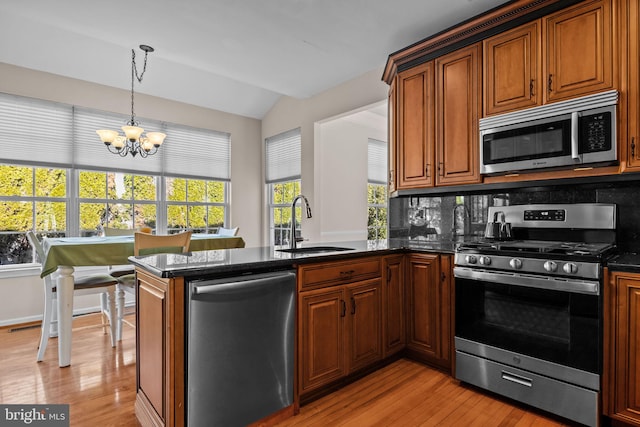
276 246 354 254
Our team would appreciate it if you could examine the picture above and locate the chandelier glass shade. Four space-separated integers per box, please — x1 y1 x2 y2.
96 44 165 158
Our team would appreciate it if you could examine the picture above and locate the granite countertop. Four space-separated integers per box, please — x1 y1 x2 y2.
607 253 640 273
128 238 464 279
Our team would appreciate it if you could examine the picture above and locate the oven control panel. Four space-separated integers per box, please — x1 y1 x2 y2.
524 209 566 221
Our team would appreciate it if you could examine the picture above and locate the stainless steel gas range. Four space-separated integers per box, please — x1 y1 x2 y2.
454 203 617 427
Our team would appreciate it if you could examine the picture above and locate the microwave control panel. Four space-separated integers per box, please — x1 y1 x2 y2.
580 111 611 152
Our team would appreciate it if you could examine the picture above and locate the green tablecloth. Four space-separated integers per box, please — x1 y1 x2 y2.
40 234 245 277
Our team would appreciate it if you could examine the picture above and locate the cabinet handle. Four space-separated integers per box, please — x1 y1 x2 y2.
529 79 534 97
438 162 444 176
339 269 355 279
425 163 430 178
548 74 553 92
351 297 356 315
340 300 346 317
387 266 392 283
632 137 636 159
441 272 446 282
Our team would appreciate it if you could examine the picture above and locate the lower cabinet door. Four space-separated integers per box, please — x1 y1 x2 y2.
346 279 383 372
299 288 346 394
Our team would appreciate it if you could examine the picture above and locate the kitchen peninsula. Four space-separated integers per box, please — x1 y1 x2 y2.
128 239 455 427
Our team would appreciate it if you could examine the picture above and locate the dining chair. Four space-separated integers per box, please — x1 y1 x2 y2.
26 231 119 362
217 226 239 236
114 230 193 340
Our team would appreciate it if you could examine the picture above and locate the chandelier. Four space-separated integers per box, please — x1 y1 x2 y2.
96 44 166 157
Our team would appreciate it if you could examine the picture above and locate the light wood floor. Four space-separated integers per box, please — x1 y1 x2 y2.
0 314 571 426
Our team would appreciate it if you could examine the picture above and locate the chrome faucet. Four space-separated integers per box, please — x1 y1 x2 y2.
290 194 312 250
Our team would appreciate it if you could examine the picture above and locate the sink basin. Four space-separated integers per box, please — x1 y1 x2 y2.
276 246 354 254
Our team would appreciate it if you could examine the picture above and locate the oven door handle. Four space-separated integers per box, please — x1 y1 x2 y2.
453 267 599 295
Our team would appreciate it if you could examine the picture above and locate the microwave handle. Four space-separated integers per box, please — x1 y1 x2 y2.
571 112 580 160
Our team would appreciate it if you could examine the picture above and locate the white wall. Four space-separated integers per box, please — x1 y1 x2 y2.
316 107 387 242
0 62 263 326
261 66 389 245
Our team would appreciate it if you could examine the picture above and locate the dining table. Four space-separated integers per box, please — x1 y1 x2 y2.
40 233 245 367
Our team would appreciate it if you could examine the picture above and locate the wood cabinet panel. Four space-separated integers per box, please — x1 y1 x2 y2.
347 279 383 372
299 288 346 394
405 253 452 371
406 254 440 358
606 272 640 425
397 62 434 189
484 21 541 116
626 0 640 171
135 269 185 427
435 43 481 186
388 77 397 193
138 280 166 420
383 255 405 357
299 257 381 291
544 0 613 103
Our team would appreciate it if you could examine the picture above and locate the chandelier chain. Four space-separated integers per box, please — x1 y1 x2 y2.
129 49 150 125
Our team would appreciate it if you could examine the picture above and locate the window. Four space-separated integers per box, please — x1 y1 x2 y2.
0 165 67 265
166 177 227 234
0 92 231 267
78 171 157 236
266 128 301 246
367 138 388 241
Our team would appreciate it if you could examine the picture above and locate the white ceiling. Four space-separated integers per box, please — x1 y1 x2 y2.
0 0 506 119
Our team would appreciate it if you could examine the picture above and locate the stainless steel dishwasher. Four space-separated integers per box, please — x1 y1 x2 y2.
186 270 296 427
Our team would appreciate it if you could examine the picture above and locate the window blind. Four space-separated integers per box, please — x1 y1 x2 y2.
74 107 163 173
163 123 231 181
0 93 74 167
0 92 231 180
368 138 388 184
265 128 301 183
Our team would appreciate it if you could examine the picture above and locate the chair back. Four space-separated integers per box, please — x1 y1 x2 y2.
104 227 135 236
26 231 45 264
217 227 239 236
134 231 193 256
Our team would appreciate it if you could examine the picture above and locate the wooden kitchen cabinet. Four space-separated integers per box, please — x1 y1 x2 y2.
544 0 613 103
388 76 397 193
483 21 541 116
382 255 405 357
483 0 613 116
135 269 185 427
435 43 482 186
604 270 640 426
299 287 347 394
626 0 640 171
298 257 383 397
405 253 453 371
396 62 435 189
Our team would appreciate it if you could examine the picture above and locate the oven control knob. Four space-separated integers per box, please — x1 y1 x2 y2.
479 256 491 266
563 262 578 274
543 261 558 272
509 258 523 269
465 255 477 264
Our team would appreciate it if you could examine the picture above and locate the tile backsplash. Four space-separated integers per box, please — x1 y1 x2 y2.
389 180 640 253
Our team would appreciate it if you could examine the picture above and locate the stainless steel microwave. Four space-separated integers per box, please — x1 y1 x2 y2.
479 90 618 175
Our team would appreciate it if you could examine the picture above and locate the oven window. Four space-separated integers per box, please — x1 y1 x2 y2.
456 278 600 374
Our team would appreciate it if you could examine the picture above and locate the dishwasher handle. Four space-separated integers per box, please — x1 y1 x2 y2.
192 272 296 296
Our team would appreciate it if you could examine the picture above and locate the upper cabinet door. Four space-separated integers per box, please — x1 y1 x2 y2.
544 0 613 103
484 20 542 116
397 62 435 189
435 43 482 186
387 77 397 193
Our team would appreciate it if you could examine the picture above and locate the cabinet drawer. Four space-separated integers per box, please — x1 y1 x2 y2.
299 257 381 290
